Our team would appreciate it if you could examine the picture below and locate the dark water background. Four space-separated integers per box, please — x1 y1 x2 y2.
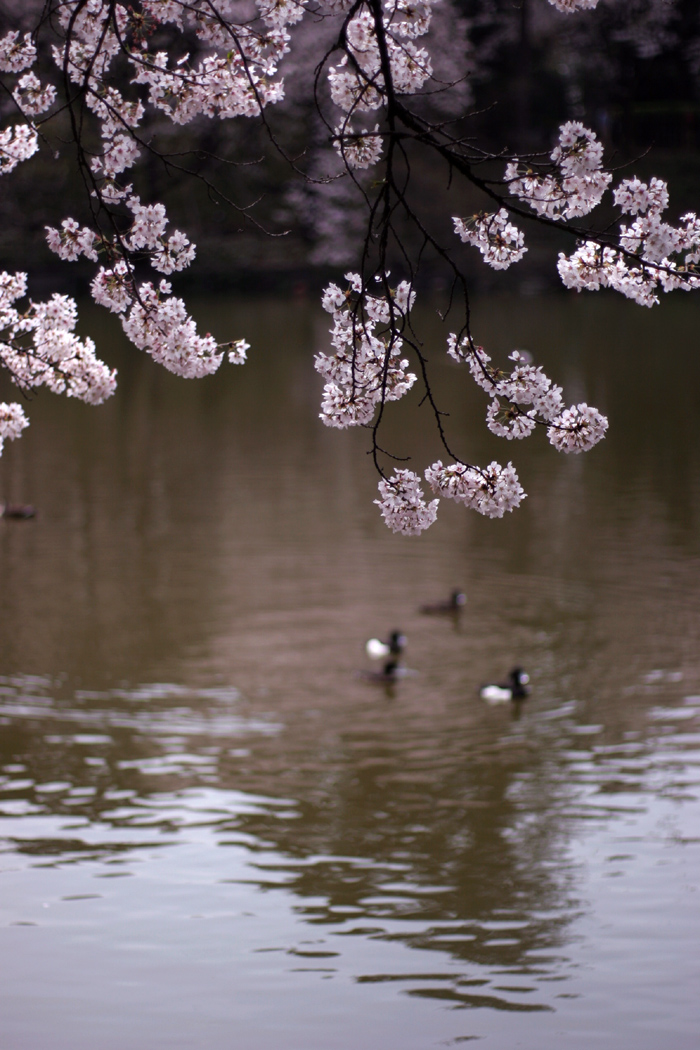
1 293 699 1049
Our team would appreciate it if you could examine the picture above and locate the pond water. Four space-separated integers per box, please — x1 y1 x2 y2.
1 292 700 1049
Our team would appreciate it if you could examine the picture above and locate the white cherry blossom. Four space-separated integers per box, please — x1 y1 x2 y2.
227 339 250 365
506 123 611 221
375 469 439 535
45 220 99 263
0 124 39 176
453 210 527 270
614 176 669 216
486 399 537 440
151 232 196 275
425 460 526 518
120 281 225 378
126 198 169 251
547 403 609 453
0 273 117 437
334 123 384 170
0 402 29 452
316 276 417 430
547 0 601 10
12 73 56 116
0 32 36 73
90 262 133 314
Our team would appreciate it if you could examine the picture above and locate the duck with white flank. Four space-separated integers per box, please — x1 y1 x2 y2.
362 631 407 686
365 631 406 661
479 668 530 704
419 590 466 615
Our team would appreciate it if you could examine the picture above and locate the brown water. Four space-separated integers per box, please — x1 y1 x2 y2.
1 293 700 1049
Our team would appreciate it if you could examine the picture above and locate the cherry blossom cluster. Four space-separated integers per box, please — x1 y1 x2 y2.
505 122 611 221
124 197 195 273
90 261 134 314
328 0 439 171
333 122 384 170
42 0 290 169
45 220 100 263
0 401 29 456
546 402 609 453
122 280 244 377
12 72 56 117
447 339 608 453
375 469 439 535
12 72 55 117
120 0 298 128
547 0 601 12
328 6 434 116
0 31 36 73
372 456 527 535
315 274 417 428
558 176 700 306
17 0 268 389
500 123 700 307
372 389 606 534
90 266 247 377
0 28 40 195
613 176 669 216
453 209 527 270
424 459 526 518
4 1 284 384
0 270 117 455
46 199 194 275
45 210 216 376
130 44 286 126
0 123 38 176
371 330 608 533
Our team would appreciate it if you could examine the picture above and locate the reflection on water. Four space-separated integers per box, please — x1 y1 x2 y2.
1 294 700 1049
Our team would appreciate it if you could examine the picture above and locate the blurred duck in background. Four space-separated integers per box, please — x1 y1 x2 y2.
362 631 407 687
0 503 36 519
419 590 466 615
480 668 529 704
365 631 406 661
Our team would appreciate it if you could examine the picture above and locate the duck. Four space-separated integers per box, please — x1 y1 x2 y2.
420 589 466 615
365 631 406 661
479 667 530 704
0 502 37 520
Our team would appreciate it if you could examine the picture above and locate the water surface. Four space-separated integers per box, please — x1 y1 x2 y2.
1 293 699 1049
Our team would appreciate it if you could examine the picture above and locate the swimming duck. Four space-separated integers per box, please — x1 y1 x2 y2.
479 667 529 704
365 631 406 661
0 503 37 520
420 590 466 615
